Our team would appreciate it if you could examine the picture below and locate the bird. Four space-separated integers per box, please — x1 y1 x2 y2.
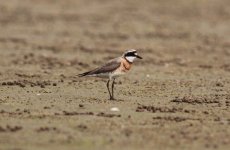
78 49 142 100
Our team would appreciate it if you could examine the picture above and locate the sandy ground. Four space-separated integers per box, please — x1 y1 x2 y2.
0 0 230 150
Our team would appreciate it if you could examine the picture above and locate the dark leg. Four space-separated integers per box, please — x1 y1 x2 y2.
111 78 116 100
106 79 112 100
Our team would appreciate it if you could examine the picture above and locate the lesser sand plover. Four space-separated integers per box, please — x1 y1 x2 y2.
78 49 142 100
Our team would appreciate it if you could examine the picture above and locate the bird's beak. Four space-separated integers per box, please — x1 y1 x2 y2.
136 55 143 59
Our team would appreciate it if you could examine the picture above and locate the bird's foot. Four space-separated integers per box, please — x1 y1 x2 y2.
109 97 115 100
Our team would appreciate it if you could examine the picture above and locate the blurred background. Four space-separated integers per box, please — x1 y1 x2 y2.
0 0 229 69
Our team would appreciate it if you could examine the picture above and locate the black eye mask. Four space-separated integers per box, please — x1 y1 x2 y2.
125 52 136 57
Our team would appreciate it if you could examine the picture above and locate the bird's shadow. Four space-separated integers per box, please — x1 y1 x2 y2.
110 99 125 102
100 98 125 103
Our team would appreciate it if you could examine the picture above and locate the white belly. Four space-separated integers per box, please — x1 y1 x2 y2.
87 71 125 79
110 71 125 79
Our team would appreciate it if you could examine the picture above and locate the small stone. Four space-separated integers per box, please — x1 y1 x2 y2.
79 104 84 108
110 107 120 112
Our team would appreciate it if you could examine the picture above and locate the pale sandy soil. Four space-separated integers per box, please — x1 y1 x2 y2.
0 0 230 150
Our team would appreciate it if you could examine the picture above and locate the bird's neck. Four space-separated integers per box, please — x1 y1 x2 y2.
122 57 132 70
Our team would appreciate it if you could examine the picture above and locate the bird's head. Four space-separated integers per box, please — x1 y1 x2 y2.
123 49 142 63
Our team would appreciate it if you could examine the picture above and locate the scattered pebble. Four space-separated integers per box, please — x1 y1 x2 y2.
110 107 120 112
79 104 84 108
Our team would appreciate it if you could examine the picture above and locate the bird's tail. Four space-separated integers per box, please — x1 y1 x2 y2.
77 71 91 77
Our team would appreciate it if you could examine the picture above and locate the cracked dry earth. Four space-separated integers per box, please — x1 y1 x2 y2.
0 0 230 150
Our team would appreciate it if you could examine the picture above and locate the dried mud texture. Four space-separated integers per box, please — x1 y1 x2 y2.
0 0 230 150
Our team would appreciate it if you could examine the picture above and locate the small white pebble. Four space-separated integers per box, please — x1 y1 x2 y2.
146 74 150 78
36 93 41 96
110 107 120 112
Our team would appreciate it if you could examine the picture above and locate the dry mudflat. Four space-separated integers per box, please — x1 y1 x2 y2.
0 0 230 150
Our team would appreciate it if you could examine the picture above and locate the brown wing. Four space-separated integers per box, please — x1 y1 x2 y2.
78 58 121 77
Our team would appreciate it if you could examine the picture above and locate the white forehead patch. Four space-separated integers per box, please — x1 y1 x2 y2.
127 49 137 53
